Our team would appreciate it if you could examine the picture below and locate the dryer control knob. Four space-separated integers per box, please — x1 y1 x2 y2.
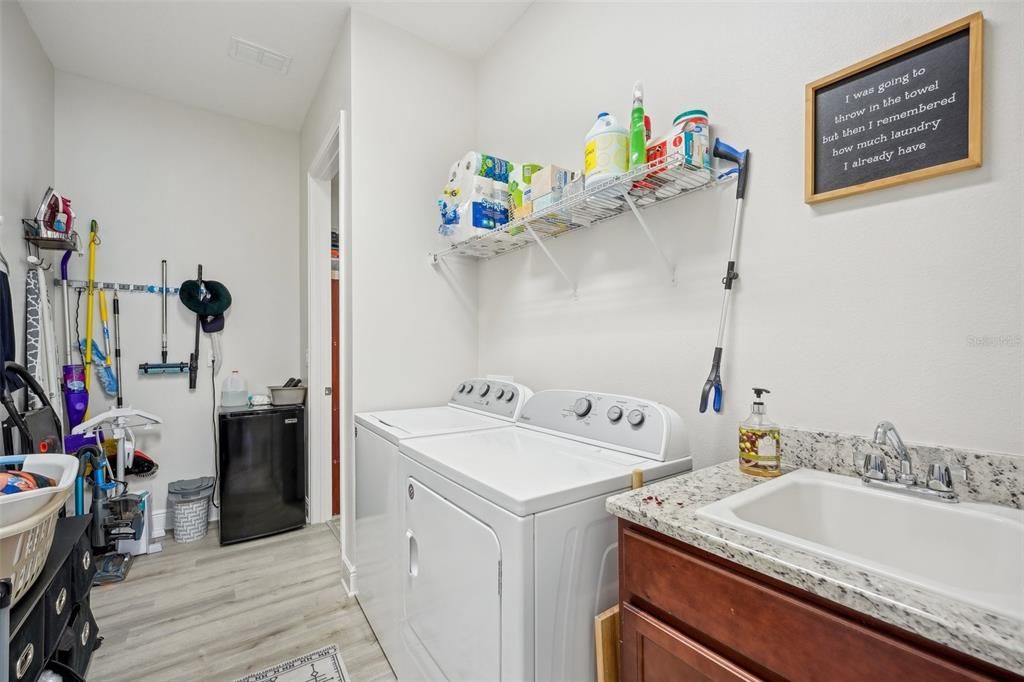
574 397 592 417
479 383 491 397
504 390 515 403
627 409 645 427
496 388 506 400
465 384 474 394
607 405 623 422
458 383 467 393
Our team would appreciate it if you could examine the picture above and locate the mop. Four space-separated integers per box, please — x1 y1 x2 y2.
80 289 119 396
138 260 188 375
61 249 88 432
83 220 99 407
699 139 750 414
78 339 118 396
112 291 159 479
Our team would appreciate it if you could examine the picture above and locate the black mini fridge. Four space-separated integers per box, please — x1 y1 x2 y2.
218 404 306 545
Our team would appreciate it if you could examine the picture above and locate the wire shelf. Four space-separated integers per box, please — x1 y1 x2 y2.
430 152 725 262
22 218 79 251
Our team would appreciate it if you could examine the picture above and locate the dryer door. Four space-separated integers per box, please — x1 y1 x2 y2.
404 476 501 681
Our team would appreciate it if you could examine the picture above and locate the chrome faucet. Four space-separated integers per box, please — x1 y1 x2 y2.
872 421 915 484
862 421 958 503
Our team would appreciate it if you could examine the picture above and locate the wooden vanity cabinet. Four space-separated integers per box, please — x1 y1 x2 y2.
617 521 1021 682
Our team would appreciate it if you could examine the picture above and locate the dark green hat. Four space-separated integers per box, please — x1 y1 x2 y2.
180 279 231 316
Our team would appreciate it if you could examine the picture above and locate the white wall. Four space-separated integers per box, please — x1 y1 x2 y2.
54 72 301 520
475 2 1023 460
300 13 351 382
1 0 54 362
348 9 478 413
298 9 479 578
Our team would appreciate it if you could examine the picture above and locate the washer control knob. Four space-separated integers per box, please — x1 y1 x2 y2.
465 384 474 394
479 383 491 397
627 409 645 427
607 405 623 423
496 388 505 400
504 390 515 403
573 397 592 417
458 383 467 393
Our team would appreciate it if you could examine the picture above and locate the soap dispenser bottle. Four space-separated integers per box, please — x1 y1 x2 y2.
739 388 782 477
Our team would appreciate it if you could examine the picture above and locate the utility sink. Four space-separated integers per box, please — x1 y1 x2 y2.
697 469 1024 620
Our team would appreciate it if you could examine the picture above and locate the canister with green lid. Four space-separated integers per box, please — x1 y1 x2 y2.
672 109 709 131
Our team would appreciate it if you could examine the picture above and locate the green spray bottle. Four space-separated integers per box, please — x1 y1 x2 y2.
628 81 646 169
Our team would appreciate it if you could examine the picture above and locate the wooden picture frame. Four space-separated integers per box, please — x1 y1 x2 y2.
805 12 983 203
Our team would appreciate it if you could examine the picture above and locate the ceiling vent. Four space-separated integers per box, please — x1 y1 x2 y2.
228 36 292 74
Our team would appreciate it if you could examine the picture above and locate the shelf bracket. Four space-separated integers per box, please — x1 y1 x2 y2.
436 256 477 317
624 193 676 285
523 222 577 298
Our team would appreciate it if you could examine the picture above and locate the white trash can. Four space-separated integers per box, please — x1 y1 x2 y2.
167 477 215 543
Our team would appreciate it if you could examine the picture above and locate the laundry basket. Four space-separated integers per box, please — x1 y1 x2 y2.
167 477 216 543
1 455 78 606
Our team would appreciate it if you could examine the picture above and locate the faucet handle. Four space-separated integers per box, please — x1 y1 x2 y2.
862 453 887 481
895 460 917 486
926 463 954 492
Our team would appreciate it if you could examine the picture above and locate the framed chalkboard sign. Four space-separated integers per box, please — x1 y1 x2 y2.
805 13 983 203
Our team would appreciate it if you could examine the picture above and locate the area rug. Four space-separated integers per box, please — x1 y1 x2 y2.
233 644 349 682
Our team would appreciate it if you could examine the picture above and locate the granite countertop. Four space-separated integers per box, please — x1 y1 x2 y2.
606 461 1024 672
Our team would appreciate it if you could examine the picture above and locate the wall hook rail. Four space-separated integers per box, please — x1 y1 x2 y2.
54 279 181 295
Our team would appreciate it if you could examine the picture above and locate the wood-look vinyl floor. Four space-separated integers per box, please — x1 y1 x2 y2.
88 523 394 682
327 516 342 543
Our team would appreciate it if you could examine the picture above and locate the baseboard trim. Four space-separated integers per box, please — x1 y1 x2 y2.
342 555 357 597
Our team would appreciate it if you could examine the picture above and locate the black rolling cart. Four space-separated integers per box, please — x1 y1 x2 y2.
6 515 99 682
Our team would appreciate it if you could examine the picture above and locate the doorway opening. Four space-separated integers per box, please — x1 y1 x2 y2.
330 172 341 524
305 111 354 592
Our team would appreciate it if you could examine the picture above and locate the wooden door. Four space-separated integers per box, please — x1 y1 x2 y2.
620 604 760 682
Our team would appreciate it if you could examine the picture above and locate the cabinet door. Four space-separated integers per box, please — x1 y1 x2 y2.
620 604 760 682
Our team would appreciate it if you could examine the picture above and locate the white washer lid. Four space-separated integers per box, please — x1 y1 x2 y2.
400 426 692 516
355 406 508 444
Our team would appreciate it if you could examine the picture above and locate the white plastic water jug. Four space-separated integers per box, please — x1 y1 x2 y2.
221 370 248 407
584 112 629 187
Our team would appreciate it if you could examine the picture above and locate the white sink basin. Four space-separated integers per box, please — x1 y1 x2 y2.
697 469 1024 620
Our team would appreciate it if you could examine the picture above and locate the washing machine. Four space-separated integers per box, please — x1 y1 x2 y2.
354 377 532 670
394 389 694 682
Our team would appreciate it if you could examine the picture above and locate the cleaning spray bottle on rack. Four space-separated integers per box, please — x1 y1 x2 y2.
628 81 646 169
738 388 781 477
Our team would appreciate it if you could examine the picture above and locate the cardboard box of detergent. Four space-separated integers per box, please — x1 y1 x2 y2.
508 163 542 208
524 165 572 202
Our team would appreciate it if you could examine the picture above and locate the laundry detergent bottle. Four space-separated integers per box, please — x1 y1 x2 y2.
584 113 629 187
738 388 782 477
